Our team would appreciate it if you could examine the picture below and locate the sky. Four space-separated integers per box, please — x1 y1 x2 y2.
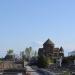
0 0 75 57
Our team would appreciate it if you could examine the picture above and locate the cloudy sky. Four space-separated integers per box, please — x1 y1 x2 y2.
0 0 75 57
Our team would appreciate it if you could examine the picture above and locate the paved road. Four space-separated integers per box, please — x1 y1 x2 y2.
25 66 54 75
26 66 41 75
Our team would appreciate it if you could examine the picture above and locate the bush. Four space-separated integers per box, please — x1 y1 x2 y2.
37 55 49 68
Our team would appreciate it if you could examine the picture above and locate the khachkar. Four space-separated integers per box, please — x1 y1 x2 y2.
38 38 64 65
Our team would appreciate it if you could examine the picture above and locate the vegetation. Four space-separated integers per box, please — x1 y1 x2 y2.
63 71 70 75
48 58 54 64
37 55 49 68
7 49 14 55
0 60 3 64
25 47 32 61
4 49 15 60
20 51 26 61
62 56 75 65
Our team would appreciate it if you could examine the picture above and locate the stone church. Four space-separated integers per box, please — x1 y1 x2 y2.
38 39 64 61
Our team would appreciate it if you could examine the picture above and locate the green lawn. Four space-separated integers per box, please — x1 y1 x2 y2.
63 71 70 75
0 60 3 64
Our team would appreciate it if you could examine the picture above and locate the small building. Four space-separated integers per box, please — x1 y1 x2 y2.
68 50 75 65
38 39 64 63
68 50 75 56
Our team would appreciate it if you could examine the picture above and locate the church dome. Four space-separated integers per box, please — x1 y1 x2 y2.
43 39 54 45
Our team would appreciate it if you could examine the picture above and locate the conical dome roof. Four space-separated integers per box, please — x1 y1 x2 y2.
43 39 54 45
60 46 64 51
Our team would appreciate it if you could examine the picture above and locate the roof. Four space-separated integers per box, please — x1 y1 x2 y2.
60 47 64 51
43 39 54 45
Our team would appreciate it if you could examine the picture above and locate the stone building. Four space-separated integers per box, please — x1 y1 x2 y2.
38 39 64 61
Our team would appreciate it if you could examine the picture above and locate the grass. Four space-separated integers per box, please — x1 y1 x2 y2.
0 60 3 64
63 71 70 75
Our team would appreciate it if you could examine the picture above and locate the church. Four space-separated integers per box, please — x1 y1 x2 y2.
38 39 64 61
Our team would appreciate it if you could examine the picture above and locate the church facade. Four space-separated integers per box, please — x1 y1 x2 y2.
38 39 64 61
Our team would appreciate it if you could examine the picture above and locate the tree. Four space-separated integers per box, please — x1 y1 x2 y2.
38 55 49 68
34 51 38 57
20 51 26 61
29 51 38 66
4 49 14 60
7 49 13 55
25 47 32 61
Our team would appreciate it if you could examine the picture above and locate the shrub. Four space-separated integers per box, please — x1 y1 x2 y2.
37 55 49 68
